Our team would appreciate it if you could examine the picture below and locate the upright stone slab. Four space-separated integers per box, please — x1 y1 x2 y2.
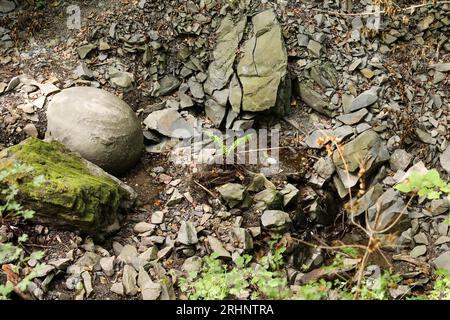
46 87 143 175
204 15 247 96
203 10 291 127
234 10 291 114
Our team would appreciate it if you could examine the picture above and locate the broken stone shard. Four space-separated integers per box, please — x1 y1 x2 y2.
299 82 332 117
152 75 181 97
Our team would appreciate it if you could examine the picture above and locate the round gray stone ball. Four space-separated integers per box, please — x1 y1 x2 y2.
46 87 143 174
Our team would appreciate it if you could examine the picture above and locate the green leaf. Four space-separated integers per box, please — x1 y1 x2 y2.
341 247 359 258
30 250 45 261
426 190 442 200
0 243 23 264
18 234 28 243
20 209 35 219
424 169 442 186
394 183 412 193
0 283 14 300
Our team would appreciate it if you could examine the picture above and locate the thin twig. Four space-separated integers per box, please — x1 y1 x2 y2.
377 247 394 270
293 238 367 250
193 180 216 198
22 243 54 249
313 1 450 17
355 246 371 299
375 194 415 234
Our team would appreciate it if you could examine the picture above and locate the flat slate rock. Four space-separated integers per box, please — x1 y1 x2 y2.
143 109 195 139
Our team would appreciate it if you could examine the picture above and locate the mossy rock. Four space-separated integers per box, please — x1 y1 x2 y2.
0 138 137 236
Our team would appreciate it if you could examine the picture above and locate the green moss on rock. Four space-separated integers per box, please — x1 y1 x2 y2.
0 138 133 234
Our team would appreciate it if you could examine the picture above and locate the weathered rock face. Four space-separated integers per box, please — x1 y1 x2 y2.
298 62 339 117
0 138 137 235
204 10 291 127
46 87 143 175
204 15 247 96
299 81 332 117
440 146 450 173
333 130 389 189
235 10 290 114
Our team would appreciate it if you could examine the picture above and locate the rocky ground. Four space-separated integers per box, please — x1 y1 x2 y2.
0 0 450 300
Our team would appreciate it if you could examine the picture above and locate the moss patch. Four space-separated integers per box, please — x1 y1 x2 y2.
0 138 122 233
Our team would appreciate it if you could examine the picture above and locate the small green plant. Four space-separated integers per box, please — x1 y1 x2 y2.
0 163 44 222
204 131 253 157
178 239 290 300
35 0 47 9
355 270 402 300
0 234 47 300
395 169 450 223
0 164 47 300
295 279 332 300
408 269 450 300
426 269 450 300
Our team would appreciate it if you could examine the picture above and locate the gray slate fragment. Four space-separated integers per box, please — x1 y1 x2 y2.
143 109 195 139
77 44 96 59
410 245 427 258
177 221 198 245
433 252 450 273
349 87 379 112
152 76 181 97
122 265 138 296
261 210 292 229
390 149 412 171
204 15 246 95
99 256 115 277
235 10 290 114
0 0 15 13
430 63 450 72
336 108 368 125
182 256 202 273
207 236 231 259
217 183 245 207
205 99 226 127
439 146 450 173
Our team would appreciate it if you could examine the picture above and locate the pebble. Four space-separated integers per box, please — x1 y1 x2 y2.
122 265 138 296
390 149 412 171
99 256 115 277
110 282 124 296
433 251 450 273
134 222 154 234
182 256 202 273
410 245 427 258
413 233 429 245
177 220 198 245
207 236 231 259
151 211 165 224
261 210 292 229
23 123 38 138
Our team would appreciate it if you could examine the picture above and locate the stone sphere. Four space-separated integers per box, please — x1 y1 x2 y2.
46 87 143 174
